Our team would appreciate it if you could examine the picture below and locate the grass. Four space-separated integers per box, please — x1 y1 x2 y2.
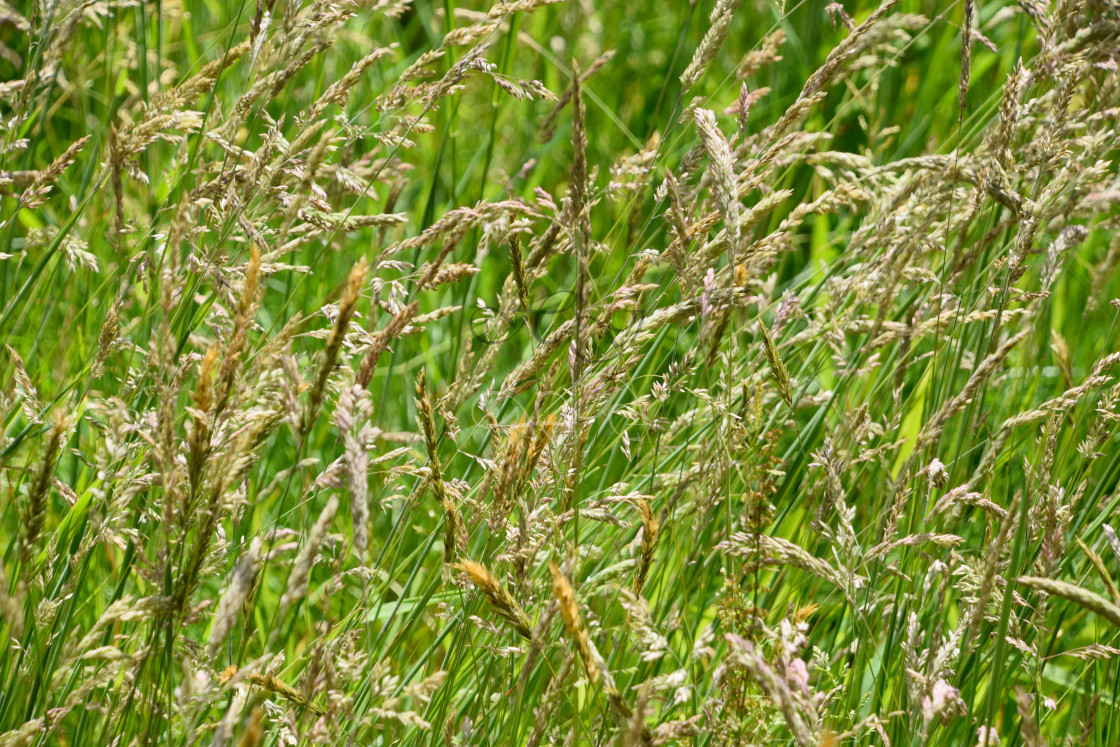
1 0 1119 744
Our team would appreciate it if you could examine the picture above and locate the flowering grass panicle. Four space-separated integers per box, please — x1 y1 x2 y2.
0 0 1119 744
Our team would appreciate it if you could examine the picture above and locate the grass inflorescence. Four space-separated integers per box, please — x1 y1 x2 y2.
1 0 1120 744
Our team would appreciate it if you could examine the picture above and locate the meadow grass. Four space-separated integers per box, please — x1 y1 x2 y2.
1 0 1119 744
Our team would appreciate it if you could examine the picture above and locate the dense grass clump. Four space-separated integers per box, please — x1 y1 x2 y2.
1 0 1120 743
